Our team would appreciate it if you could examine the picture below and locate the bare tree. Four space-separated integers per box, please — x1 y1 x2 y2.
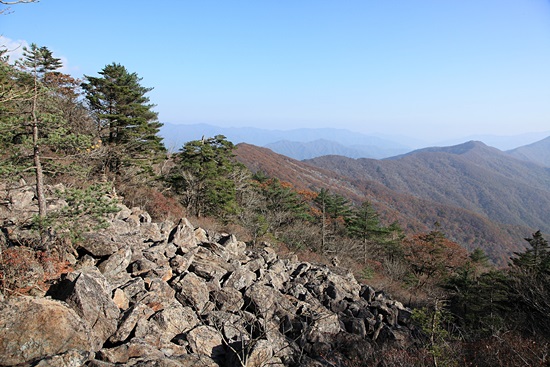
0 0 38 15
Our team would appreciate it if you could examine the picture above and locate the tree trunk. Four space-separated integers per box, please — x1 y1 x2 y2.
31 75 46 218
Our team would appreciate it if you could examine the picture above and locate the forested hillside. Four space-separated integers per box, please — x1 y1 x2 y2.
235 143 534 264
306 141 550 235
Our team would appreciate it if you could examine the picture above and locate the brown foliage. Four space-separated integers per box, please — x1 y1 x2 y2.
121 186 185 222
0 246 72 296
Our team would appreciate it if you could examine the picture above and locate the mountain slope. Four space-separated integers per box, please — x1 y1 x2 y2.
234 143 534 265
507 136 550 167
305 141 550 236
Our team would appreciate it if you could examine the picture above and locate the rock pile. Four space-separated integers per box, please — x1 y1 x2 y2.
0 200 414 366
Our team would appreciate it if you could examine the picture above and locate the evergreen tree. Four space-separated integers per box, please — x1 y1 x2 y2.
16 44 63 217
170 135 240 218
82 63 165 175
313 189 352 253
511 230 550 274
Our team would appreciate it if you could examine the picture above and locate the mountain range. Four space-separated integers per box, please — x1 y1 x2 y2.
160 122 550 160
234 137 550 266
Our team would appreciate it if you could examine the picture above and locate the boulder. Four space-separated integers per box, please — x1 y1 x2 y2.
168 218 199 249
174 272 210 311
186 326 224 362
0 296 93 365
56 267 120 351
109 303 155 344
34 349 92 367
97 246 133 288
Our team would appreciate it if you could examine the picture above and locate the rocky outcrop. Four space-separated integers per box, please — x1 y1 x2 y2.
0 199 415 366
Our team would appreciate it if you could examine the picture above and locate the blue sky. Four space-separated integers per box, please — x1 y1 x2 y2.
2 0 550 143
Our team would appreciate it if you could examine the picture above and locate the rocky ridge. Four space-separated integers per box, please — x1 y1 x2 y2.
0 185 415 366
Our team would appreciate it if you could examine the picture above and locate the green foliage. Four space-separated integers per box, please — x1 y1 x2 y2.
33 183 121 241
82 63 165 175
412 302 459 367
170 135 241 218
0 44 96 183
19 43 62 76
446 269 510 338
510 230 550 274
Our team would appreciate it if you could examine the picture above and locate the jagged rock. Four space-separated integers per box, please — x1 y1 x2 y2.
168 218 199 249
115 204 132 221
306 313 342 343
0 296 93 365
211 286 244 312
219 234 248 261
194 227 209 243
186 325 225 362
120 277 147 303
1 201 416 366
224 266 257 291
134 300 200 346
9 186 34 210
80 232 119 257
169 248 197 274
98 338 165 364
113 288 130 310
56 267 120 351
191 257 230 283
110 303 155 344
128 355 219 367
258 246 278 264
243 256 266 273
98 246 133 288
130 257 158 276
263 261 289 290
205 310 252 343
174 272 210 311
88 361 116 367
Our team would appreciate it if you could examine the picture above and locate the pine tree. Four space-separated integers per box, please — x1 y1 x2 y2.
17 44 63 217
170 135 240 218
82 63 165 175
511 230 550 274
346 201 386 264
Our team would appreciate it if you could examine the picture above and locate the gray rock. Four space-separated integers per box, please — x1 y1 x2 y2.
211 287 244 312
168 218 199 249
80 232 119 257
224 266 257 291
0 296 93 365
186 326 224 362
110 303 155 344
134 300 199 346
58 267 120 351
98 246 133 288
174 272 210 311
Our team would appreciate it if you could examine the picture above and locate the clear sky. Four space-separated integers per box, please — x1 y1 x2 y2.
2 0 550 143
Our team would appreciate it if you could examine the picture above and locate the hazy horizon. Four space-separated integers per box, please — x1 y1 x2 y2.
2 1 549 143
161 121 550 152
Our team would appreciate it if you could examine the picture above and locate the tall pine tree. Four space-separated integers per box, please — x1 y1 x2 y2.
82 63 165 175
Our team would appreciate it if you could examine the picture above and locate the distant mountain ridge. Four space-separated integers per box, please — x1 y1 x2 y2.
160 122 550 161
160 122 411 158
507 136 550 167
265 139 408 160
